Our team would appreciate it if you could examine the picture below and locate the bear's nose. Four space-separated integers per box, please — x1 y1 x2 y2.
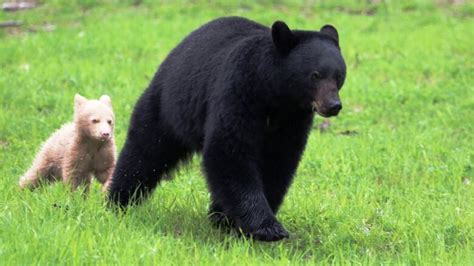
327 102 342 116
101 132 110 138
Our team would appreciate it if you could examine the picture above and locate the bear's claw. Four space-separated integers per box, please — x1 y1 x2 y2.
246 221 289 242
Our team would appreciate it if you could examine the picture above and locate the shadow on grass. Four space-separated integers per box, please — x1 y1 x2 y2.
113 197 336 261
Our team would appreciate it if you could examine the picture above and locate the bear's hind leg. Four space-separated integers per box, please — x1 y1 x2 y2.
108 128 191 207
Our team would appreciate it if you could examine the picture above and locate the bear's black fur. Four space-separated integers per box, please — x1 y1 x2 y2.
109 17 346 241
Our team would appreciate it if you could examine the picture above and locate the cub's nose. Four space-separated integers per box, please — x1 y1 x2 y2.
101 132 110 138
327 102 342 116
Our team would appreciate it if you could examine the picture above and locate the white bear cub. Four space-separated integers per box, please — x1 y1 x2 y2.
19 94 116 192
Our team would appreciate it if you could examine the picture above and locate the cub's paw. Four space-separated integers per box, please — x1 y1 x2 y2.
246 220 289 242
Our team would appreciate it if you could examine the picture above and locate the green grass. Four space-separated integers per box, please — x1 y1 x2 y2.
1 0 473 264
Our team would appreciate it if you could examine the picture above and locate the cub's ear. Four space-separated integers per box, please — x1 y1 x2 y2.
74 94 87 109
320 24 339 44
271 21 296 55
99 95 112 107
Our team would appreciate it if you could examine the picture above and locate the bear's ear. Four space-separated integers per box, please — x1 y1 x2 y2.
320 24 339 44
74 94 87 109
271 21 296 55
99 95 112 107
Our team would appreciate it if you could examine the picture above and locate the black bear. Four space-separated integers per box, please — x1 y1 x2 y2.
108 16 346 241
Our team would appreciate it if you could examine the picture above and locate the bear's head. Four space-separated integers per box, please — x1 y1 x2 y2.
271 21 346 117
74 94 115 142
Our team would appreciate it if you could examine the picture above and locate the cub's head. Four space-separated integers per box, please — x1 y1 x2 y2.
74 94 115 142
271 21 346 117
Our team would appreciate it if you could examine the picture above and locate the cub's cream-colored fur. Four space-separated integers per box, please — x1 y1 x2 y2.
19 94 116 192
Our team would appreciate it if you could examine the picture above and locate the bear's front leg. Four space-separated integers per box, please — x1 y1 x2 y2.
204 145 288 241
208 199 234 229
262 111 314 213
203 111 289 241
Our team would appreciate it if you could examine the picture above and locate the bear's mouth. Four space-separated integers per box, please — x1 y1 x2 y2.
311 101 318 112
311 101 330 118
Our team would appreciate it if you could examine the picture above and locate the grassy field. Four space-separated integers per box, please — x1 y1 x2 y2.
1 0 473 264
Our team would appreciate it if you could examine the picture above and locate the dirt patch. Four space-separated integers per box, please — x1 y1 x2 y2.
0 139 10 149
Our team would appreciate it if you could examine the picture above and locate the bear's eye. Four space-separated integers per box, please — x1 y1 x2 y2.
335 71 345 88
311 71 322 82
107 120 112 125
92 119 100 124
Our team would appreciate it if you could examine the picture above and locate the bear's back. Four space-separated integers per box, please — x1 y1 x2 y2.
159 16 267 81
155 17 270 149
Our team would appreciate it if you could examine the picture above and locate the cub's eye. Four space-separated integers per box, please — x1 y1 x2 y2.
311 71 322 82
107 120 112 125
92 119 100 123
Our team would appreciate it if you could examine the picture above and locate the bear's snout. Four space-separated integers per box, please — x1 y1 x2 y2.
311 99 342 117
312 79 342 117
326 101 342 116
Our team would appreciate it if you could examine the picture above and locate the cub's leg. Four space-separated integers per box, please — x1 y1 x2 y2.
62 161 93 193
95 167 114 192
19 151 59 189
19 163 52 189
70 174 92 193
